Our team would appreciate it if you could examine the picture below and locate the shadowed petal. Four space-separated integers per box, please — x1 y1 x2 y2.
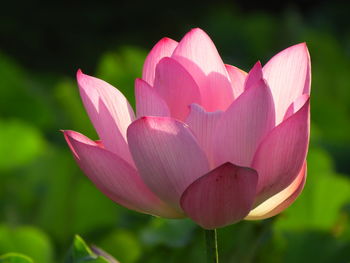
127 117 210 210
77 70 135 165
284 94 310 120
180 163 258 229
213 78 275 167
246 162 306 220
185 104 223 166
154 57 201 120
253 98 310 204
225 64 247 99
172 28 233 111
263 43 311 124
135 78 170 118
63 130 183 218
142 37 178 85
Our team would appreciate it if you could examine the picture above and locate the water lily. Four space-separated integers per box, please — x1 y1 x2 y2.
63 28 310 230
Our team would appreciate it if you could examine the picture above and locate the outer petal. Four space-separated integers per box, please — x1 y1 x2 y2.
225 64 247 99
213 78 275 167
185 104 223 166
127 117 210 210
172 28 234 112
142 37 178 85
63 130 183 218
77 70 135 165
263 43 311 124
135 78 170 118
180 163 258 229
154 57 201 120
246 162 306 220
253 98 310 204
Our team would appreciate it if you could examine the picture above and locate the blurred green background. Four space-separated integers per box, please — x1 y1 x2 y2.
1 1 350 262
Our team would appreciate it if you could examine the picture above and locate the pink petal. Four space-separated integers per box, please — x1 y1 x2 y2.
77 70 135 165
185 104 223 166
284 94 310 120
246 162 306 220
172 28 234 112
244 61 263 90
154 57 201 120
252 98 310 205
180 162 258 229
142 37 178 86
225 64 247 99
213 78 275 167
127 117 210 209
263 43 311 124
63 130 183 218
135 78 170 118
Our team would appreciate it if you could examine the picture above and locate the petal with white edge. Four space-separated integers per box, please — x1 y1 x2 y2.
246 162 306 220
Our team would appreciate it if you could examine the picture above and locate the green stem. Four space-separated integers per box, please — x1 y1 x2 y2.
204 229 219 263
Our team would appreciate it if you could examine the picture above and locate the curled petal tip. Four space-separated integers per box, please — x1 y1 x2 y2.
295 42 309 53
190 27 204 33
184 28 211 42
76 69 91 86
160 37 175 43
288 42 308 49
62 129 72 137
76 68 84 78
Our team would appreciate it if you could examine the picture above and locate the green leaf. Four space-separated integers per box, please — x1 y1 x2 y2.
98 230 141 263
66 235 115 263
0 119 45 172
71 235 94 259
0 253 33 263
71 180 120 235
0 225 53 263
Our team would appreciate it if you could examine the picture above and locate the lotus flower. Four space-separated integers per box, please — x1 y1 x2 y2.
63 28 310 229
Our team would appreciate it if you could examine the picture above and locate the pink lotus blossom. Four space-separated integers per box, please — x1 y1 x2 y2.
63 28 310 229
